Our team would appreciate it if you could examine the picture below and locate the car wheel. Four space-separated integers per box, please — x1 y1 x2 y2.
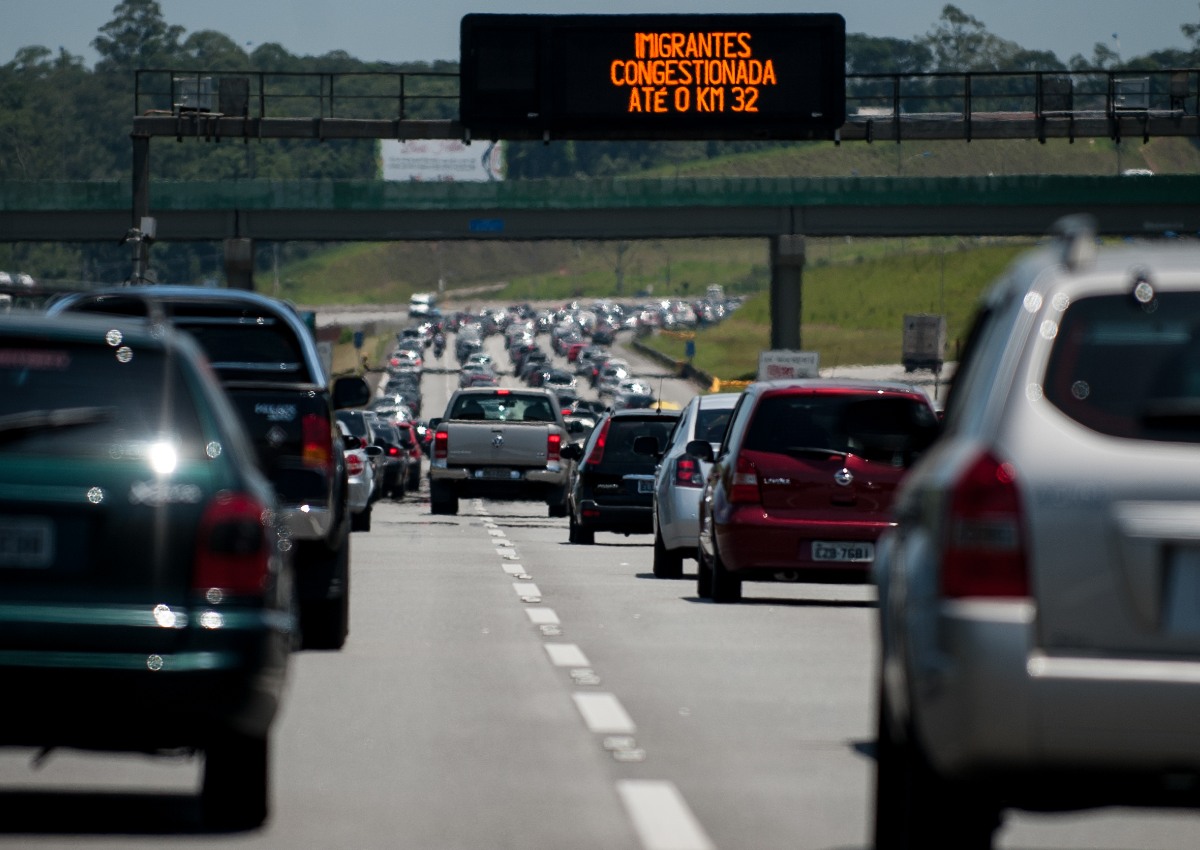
652 526 684 579
406 468 420 492
430 481 458 515
710 545 742 603
203 730 269 829
569 512 594 544
300 537 350 650
873 684 1000 850
350 506 371 532
696 546 713 599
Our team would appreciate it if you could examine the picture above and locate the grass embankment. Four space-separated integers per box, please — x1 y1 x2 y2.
640 242 1027 379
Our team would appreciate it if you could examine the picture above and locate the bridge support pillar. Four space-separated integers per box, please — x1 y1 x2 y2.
224 238 256 291
131 135 152 282
769 234 805 351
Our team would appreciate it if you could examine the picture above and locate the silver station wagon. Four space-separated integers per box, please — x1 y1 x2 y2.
873 219 1200 848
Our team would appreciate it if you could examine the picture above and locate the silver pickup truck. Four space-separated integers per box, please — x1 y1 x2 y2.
429 387 572 516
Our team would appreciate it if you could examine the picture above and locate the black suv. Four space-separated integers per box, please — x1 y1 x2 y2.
561 408 680 544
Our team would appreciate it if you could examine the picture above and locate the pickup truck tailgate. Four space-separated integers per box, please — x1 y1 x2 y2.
446 422 550 468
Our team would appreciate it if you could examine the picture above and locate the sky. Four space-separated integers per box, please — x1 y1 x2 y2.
1 0 1198 67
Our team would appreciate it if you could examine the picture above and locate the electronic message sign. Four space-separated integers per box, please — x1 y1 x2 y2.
460 14 845 140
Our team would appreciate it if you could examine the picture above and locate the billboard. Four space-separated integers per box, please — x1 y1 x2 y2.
380 139 504 182
758 350 820 381
460 14 845 140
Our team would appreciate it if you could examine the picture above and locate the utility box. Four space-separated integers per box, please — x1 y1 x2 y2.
902 314 946 374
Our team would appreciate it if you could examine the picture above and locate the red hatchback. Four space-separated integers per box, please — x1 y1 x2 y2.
693 379 940 602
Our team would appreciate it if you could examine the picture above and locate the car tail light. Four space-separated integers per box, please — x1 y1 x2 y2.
194 492 271 596
388 446 401 458
345 452 365 477
941 452 1030 598
547 432 562 462
674 456 704 488
729 453 760 504
302 413 332 470
584 418 612 466
434 428 449 461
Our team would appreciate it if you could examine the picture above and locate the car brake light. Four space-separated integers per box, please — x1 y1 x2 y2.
194 492 271 596
388 446 401 457
584 418 611 465
546 432 562 462
345 452 365 476
674 456 704 488
941 452 1030 599
302 413 332 470
434 428 449 460
729 453 760 504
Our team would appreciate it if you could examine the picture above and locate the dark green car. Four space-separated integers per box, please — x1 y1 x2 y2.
0 313 293 828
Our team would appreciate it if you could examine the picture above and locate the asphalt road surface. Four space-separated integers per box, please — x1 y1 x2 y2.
0 329 1195 849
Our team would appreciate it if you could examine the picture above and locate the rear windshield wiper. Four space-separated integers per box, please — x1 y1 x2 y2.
0 406 116 441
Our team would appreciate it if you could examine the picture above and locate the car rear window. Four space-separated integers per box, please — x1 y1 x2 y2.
695 407 734 444
744 393 939 466
174 317 305 378
0 338 206 459
451 394 556 422
600 418 677 464
1043 291 1200 442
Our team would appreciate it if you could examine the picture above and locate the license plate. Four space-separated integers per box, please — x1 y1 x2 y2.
636 479 655 493
0 517 54 568
811 541 874 563
476 468 516 480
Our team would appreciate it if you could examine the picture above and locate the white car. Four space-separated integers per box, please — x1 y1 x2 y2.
337 421 382 532
650 393 740 577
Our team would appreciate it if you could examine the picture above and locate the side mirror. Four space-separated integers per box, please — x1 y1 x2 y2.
332 375 371 410
364 445 383 457
560 443 583 462
685 439 714 462
429 417 443 431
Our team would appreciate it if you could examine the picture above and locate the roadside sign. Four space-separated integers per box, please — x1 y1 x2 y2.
758 350 819 380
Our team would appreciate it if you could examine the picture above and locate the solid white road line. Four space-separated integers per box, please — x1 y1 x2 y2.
616 780 716 850
572 692 636 735
544 643 590 667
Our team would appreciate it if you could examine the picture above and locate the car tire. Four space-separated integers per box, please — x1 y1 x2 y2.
430 481 458 515
203 730 269 829
652 526 684 578
350 506 371 532
710 545 742 603
300 537 350 650
406 467 420 492
872 684 1000 850
569 512 594 545
696 546 713 599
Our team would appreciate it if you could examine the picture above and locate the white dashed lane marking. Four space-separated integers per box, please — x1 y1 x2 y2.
543 643 589 667
617 780 716 850
525 608 560 625
572 692 636 735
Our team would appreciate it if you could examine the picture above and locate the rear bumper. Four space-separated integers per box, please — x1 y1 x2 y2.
578 499 653 534
713 509 889 577
910 599 1200 797
280 503 335 541
0 611 290 749
430 465 568 500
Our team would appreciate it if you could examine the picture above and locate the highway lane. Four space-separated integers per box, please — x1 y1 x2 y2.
0 326 1197 849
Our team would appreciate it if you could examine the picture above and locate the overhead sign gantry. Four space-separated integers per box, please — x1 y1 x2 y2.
459 13 846 141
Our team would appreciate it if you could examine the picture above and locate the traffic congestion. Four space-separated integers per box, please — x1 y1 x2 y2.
3 228 1200 849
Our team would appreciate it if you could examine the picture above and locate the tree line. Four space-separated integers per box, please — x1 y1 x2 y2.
3 0 1199 284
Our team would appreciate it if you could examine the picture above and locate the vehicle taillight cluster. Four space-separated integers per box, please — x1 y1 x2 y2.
345 452 365 477
193 491 271 596
302 413 332 470
674 456 704 488
433 428 449 460
940 451 1030 599
729 453 761 503
547 432 562 462
584 418 611 465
